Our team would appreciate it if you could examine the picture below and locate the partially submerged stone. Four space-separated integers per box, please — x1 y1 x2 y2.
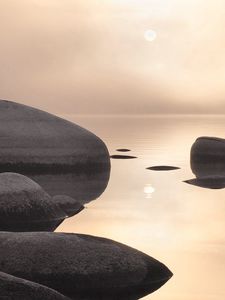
110 155 137 159
146 166 180 171
191 136 225 177
0 100 110 172
0 173 83 231
186 136 225 189
0 271 70 300
0 232 173 300
116 149 131 152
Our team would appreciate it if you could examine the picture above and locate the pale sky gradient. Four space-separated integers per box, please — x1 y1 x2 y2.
1 0 225 114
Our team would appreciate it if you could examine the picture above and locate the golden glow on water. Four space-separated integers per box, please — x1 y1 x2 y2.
57 115 225 300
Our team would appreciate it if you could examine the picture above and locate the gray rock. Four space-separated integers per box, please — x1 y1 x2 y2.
191 136 225 177
0 271 70 300
0 100 110 172
52 195 84 217
0 232 173 300
185 137 225 189
0 173 83 231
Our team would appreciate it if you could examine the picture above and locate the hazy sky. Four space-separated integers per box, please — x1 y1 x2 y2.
1 0 225 114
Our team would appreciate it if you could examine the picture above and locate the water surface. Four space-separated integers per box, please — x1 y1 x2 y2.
57 115 225 300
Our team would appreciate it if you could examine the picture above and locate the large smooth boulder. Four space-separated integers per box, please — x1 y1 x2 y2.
0 100 110 172
0 173 83 231
0 232 173 300
0 271 70 300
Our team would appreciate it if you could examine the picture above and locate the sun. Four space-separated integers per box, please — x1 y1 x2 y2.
144 30 157 42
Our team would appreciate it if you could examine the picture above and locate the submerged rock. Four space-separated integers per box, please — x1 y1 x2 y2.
110 155 137 159
0 271 70 300
0 173 83 231
0 100 110 172
0 232 173 300
116 149 131 152
146 166 180 171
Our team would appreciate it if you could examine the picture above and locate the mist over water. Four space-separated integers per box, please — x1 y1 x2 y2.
57 115 225 300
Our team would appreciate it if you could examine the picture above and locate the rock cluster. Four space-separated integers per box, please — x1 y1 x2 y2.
0 100 172 299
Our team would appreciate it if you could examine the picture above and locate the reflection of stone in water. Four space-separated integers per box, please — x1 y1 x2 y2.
184 176 225 189
144 184 155 198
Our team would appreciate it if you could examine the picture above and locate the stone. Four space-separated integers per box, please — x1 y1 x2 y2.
110 155 137 159
0 271 70 300
146 166 180 171
191 136 225 177
0 100 110 172
52 195 84 217
116 149 131 152
0 173 83 231
0 232 173 300
185 137 225 189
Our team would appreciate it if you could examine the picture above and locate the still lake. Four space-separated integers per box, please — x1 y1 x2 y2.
57 115 225 300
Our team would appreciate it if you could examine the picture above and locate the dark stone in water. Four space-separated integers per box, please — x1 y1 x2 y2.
184 176 225 189
0 100 110 172
191 136 225 177
146 166 180 171
185 137 225 189
110 155 137 159
116 149 131 152
0 173 83 232
0 232 173 300
0 271 70 300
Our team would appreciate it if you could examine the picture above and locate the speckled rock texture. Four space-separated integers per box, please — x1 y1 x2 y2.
0 232 172 300
0 271 70 300
0 173 83 231
0 100 110 172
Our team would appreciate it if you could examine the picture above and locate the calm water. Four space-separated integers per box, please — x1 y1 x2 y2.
57 115 225 300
